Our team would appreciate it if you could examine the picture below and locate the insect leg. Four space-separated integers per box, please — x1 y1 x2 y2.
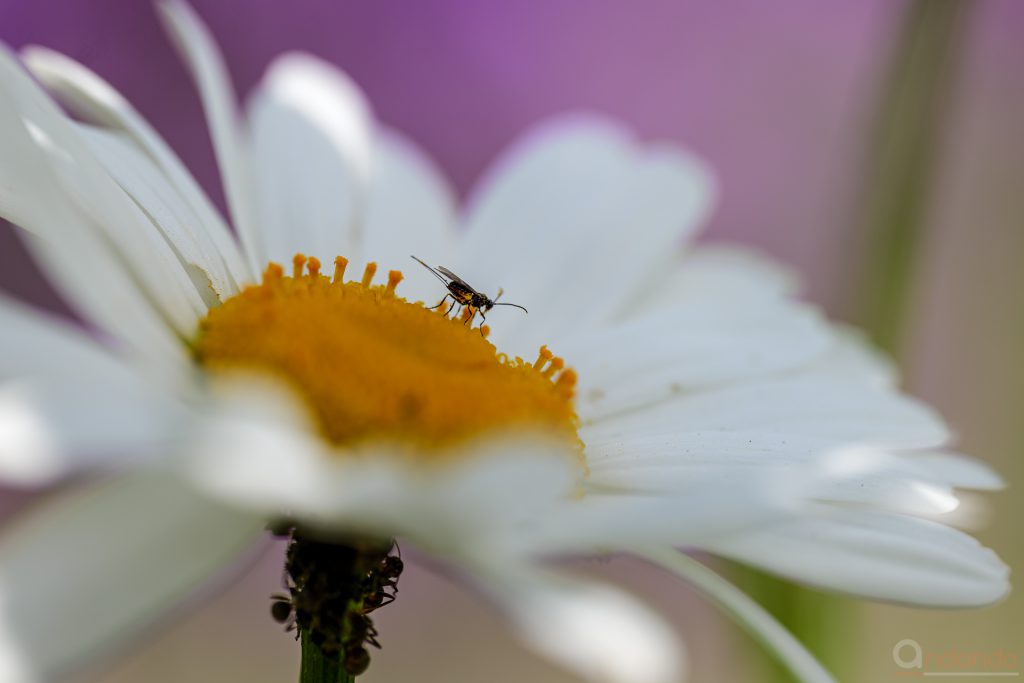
424 294 449 310
443 299 457 318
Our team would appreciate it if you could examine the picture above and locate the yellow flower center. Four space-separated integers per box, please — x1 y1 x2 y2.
193 255 581 460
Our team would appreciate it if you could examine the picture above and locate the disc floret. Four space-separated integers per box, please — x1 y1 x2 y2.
194 255 581 460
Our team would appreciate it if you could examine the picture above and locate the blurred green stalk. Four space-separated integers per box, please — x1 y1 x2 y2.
734 2 971 681
853 0 969 351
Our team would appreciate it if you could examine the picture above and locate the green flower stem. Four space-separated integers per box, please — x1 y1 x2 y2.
300 631 354 683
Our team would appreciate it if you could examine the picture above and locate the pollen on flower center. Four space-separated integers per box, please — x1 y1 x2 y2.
193 255 581 459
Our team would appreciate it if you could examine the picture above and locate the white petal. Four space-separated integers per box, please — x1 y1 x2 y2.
587 431 841 470
0 379 185 487
473 564 685 683
184 376 578 553
518 144 713 339
19 45 251 287
359 129 458 303
0 295 188 487
793 326 898 388
459 115 632 285
0 68 186 365
246 52 373 267
521 440 925 555
79 124 238 304
0 47 207 334
820 476 959 516
0 472 264 681
575 442 979 558
630 245 800 319
706 510 1010 607
583 376 949 451
901 451 1005 491
565 296 831 421
805 447 961 516
522 462 810 554
0 293 136 383
638 548 836 683
17 224 187 371
588 438 962 517
157 0 262 275
0 626 31 683
456 115 714 355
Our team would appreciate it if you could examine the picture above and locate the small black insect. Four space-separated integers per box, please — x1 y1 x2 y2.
411 255 528 328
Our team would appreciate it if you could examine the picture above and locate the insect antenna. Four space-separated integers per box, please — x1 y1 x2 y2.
491 288 528 314
492 302 528 314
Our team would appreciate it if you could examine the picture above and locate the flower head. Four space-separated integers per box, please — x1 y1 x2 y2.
194 257 581 456
0 2 1009 682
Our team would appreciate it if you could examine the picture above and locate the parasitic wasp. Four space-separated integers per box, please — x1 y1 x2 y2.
411 255 527 330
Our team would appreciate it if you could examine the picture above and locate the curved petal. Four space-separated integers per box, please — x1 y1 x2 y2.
583 376 950 451
470 563 685 683
0 472 264 682
0 47 208 333
595 463 957 519
157 0 262 274
359 129 458 303
584 428 862 469
245 52 373 267
899 451 1004 491
587 431 845 470
566 443 979 552
583 437 962 531
638 549 836 683
457 115 714 356
522 463 809 555
801 447 961 516
20 45 252 287
564 295 832 421
0 66 186 365
565 246 899 421
515 441 930 555
78 124 238 304
586 437 970 518
705 510 1010 607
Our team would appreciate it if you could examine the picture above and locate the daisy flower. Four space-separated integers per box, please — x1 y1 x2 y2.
0 2 1008 683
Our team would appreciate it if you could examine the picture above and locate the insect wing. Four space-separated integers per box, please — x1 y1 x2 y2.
410 255 451 286
436 266 476 291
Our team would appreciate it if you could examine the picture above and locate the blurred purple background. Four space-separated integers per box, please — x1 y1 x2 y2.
1 0 904 310
2 1 1022 681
